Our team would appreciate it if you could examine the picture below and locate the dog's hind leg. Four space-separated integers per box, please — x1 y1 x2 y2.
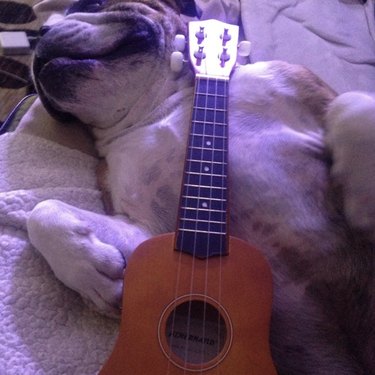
27 199 152 317
325 92 375 243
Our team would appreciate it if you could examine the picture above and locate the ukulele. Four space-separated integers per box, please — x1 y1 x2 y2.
100 19 277 374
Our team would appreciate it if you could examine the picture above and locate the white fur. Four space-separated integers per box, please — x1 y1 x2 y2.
326 92 375 238
28 63 375 316
26 3 375 371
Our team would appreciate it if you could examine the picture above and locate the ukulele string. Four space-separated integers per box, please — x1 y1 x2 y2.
197 76 228 373
212 76 221 373
182 75 202 374
165 242 184 375
198 75 211 373
205 76 227 374
168 76 202 375
217 77 228 373
165 79 200 375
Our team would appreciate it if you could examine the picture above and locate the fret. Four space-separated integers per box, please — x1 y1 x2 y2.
177 228 226 236
193 106 226 113
194 88 227 97
178 220 226 234
181 216 226 229
187 170 227 179
182 194 226 202
181 206 226 214
189 145 225 153
180 207 226 222
192 120 227 127
190 133 227 140
184 173 226 188
194 91 226 97
184 183 227 190
180 217 226 225
182 196 227 212
183 186 226 200
186 160 228 166
194 90 226 97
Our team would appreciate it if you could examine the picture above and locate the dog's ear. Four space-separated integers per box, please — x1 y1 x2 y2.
175 0 199 17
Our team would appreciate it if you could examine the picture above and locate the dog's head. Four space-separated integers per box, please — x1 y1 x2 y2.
33 0 195 126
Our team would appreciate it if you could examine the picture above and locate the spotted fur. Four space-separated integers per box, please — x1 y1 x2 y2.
27 1 375 373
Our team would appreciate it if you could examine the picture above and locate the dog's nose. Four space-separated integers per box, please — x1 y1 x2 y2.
39 26 51 37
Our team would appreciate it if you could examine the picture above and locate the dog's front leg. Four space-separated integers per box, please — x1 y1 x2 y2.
27 199 152 317
326 92 375 242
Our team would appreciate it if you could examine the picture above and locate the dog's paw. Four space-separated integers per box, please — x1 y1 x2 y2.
27 200 138 317
326 92 375 240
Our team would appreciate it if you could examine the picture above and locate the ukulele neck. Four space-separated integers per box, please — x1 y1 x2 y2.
175 74 229 259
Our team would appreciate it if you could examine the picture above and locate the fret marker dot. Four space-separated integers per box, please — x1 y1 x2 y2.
206 140 212 146
204 166 210 172
202 202 208 208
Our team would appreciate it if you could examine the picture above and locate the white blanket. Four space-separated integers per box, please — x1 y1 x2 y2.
197 0 375 93
240 0 375 93
0 133 117 374
0 0 374 374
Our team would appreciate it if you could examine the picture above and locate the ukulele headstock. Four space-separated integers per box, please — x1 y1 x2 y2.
188 19 239 78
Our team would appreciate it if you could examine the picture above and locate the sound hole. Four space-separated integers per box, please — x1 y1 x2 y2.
165 300 227 365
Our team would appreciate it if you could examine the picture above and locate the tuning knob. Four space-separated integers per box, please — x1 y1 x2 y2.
170 51 184 73
237 41 252 65
238 41 251 57
174 34 186 52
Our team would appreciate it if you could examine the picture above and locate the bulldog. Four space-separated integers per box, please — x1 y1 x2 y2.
26 0 375 373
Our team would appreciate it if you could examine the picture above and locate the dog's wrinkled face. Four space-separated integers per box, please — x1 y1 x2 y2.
33 0 186 126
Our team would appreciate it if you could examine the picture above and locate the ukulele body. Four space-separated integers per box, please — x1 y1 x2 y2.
100 233 276 374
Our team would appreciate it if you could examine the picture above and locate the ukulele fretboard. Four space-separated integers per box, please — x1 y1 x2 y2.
175 75 229 258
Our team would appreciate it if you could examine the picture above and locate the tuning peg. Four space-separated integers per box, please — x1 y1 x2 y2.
237 41 252 65
238 41 251 57
170 51 184 73
174 34 186 52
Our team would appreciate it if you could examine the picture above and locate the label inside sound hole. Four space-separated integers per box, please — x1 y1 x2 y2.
165 300 227 365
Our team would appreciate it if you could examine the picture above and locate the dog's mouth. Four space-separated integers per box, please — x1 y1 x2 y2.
33 8 165 121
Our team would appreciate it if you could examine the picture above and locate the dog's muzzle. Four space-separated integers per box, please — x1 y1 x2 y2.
33 9 164 121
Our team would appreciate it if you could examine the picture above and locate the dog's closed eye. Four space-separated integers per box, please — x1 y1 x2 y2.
66 0 106 15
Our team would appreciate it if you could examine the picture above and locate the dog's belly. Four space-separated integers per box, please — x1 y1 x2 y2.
104 59 352 318
103 63 347 301
107 108 340 263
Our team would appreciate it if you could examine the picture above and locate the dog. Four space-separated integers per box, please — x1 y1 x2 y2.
26 0 375 373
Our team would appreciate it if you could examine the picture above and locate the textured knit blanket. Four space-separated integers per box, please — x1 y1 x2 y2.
0 132 118 374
